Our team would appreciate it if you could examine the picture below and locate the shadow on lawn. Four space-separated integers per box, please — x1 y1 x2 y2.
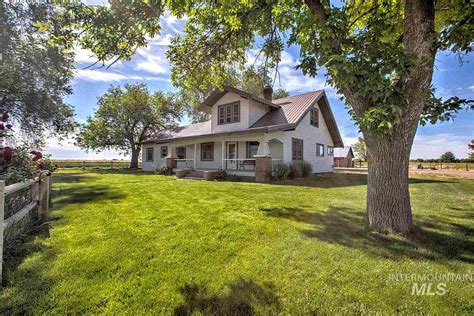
262 206 473 264
174 278 281 315
52 186 127 208
269 173 453 188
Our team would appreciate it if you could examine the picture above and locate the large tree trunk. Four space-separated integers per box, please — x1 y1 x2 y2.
130 147 140 169
364 133 416 234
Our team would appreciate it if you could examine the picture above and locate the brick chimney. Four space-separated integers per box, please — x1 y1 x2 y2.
263 85 273 101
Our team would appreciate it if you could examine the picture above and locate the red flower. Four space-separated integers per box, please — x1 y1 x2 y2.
0 124 4 130
2 112 9 121
31 150 43 161
2 147 13 164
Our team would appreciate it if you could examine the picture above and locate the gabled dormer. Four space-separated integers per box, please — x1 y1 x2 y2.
199 86 280 133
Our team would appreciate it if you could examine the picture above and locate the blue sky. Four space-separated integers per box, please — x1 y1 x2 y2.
45 12 474 160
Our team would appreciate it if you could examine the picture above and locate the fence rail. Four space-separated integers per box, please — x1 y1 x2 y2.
0 172 52 279
348 161 472 170
52 160 138 169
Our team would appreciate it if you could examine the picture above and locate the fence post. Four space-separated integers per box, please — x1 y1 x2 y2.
0 180 5 280
38 175 49 223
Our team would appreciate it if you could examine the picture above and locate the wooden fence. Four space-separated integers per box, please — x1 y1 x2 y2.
0 172 52 279
52 160 138 169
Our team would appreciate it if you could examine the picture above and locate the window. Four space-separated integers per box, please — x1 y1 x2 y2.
176 147 186 159
201 142 214 161
316 143 325 157
145 147 154 162
327 146 334 156
292 138 304 161
310 108 319 127
246 141 259 158
218 102 240 125
160 146 168 158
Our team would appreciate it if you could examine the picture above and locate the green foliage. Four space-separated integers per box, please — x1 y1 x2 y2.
156 163 172 175
272 162 290 180
0 2 75 143
298 160 313 177
272 88 290 99
76 84 184 166
289 162 303 179
440 151 456 163
353 137 367 161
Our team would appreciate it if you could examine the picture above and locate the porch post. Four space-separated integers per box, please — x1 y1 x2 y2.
165 146 177 169
255 141 272 182
221 141 225 170
193 143 197 170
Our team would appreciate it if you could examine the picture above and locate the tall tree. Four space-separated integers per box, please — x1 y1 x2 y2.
353 137 367 161
0 2 75 144
440 151 456 163
77 84 183 168
47 1 473 234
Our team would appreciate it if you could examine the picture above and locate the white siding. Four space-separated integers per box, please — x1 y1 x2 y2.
247 99 269 127
141 143 169 172
268 101 334 173
211 93 269 133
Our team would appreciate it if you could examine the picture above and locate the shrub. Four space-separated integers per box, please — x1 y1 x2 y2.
3 145 38 185
272 162 290 180
289 162 302 179
298 160 313 177
214 169 227 181
289 160 313 178
156 163 172 175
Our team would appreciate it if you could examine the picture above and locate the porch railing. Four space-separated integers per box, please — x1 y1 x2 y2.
176 159 194 168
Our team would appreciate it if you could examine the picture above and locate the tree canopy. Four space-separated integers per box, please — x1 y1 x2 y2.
352 137 367 161
440 151 456 163
0 2 75 144
76 84 184 168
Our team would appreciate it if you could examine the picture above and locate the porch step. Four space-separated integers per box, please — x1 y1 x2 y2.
184 170 204 179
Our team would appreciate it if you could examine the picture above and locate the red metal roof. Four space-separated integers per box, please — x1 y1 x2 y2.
251 90 324 127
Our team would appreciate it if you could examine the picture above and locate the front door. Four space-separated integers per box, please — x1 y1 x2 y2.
226 141 238 170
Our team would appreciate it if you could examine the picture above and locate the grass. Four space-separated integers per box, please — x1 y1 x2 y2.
1 169 473 314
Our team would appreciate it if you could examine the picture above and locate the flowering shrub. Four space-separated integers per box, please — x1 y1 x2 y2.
0 110 54 184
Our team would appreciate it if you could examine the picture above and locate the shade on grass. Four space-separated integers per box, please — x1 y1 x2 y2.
1 170 473 314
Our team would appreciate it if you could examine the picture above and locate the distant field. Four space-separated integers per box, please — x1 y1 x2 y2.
351 161 473 170
52 160 138 169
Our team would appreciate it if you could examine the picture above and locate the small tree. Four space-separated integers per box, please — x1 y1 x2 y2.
469 140 474 160
440 151 456 163
76 84 184 169
273 88 290 99
353 137 367 161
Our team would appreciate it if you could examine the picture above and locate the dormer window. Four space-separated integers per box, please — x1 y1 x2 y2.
310 108 319 127
218 102 240 125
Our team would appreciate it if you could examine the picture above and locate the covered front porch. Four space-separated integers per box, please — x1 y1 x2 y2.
167 136 283 177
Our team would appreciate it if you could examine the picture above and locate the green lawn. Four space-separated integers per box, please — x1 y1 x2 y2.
1 169 473 314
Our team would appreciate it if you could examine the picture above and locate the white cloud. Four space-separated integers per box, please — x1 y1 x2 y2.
74 69 171 83
44 136 123 160
412 133 471 159
135 43 170 75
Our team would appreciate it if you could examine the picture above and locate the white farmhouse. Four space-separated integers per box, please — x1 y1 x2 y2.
141 86 343 180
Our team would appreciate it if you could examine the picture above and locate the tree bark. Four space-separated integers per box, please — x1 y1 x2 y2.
130 147 140 169
364 132 416 234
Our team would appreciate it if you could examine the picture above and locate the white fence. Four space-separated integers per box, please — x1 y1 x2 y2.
0 172 52 279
